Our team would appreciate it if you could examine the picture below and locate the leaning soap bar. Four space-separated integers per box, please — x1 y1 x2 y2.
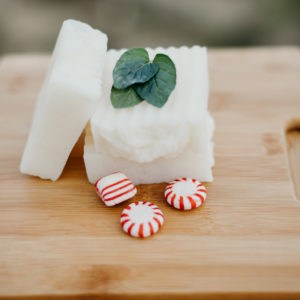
20 20 107 180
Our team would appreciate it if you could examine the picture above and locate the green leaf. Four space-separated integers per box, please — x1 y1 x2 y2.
113 48 159 89
110 86 143 108
134 54 176 108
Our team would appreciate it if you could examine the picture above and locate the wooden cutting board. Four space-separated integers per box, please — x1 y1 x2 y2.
0 48 300 299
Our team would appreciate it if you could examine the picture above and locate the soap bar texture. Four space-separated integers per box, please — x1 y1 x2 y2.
20 20 107 180
85 46 214 184
85 115 214 184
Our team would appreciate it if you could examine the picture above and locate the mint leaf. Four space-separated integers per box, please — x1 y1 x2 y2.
111 86 143 108
113 48 159 89
134 54 176 108
110 48 176 109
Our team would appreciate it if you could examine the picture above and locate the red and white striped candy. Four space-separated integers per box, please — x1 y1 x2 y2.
95 172 137 206
164 178 207 210
120 201 164 238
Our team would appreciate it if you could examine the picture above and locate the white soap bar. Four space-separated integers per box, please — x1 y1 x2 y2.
90 46 209 163
85 46 214 184
20 20 107 180
84 114 214 185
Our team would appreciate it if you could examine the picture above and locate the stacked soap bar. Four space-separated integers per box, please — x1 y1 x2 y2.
20 20 107 180
84 46 214 185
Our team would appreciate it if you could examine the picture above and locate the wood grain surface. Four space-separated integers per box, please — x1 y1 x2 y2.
0 48 300 299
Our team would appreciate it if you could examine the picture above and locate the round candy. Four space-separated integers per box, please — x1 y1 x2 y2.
95 172 137 207
120 201 164 238
164 178 207 210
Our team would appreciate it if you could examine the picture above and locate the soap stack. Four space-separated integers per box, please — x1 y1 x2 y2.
85 46 214 185
20 19 214 185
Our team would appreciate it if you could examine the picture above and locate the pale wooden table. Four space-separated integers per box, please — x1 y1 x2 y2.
0 48 300 299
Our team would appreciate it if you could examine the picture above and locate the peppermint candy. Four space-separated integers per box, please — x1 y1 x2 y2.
120 201 164 238
164 178 207 210
95 172 137 206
